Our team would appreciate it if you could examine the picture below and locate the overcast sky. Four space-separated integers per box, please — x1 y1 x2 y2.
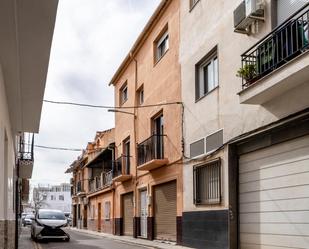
31 0 161 187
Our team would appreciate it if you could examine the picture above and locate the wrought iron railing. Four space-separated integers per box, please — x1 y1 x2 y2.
241 3 309 88
113 155 130 178
18 133 34 161
137 134 165 166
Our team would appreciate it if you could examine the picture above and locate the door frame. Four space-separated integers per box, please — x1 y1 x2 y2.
139 189 148 238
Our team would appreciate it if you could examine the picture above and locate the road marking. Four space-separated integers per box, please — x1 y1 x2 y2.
32 240 42 249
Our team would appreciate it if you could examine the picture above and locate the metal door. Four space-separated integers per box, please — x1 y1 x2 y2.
140 190 148 238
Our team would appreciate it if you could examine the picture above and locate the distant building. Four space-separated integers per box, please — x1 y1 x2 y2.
33 183 71 213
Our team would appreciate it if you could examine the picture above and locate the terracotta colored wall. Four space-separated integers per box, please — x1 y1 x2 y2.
113 0 183 218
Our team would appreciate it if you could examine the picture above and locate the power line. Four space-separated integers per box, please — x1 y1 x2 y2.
34 145 82 152
43 99 182 109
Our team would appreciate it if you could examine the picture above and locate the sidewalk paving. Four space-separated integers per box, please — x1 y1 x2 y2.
19 227 36 249
70 227 192 249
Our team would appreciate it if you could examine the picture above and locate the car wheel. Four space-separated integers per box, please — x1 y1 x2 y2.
65 237 70 242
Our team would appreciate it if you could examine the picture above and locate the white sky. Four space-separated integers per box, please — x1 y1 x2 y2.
31 0 161 187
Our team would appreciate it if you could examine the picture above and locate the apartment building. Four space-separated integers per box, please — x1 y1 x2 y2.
180 0 309 248
32 183 71 213
68 129 115 232
109 0 182 243
0 1 58 248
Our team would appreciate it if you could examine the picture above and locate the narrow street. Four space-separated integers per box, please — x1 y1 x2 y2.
21 227 152 249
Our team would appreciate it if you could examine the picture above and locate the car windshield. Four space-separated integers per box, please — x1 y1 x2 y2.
25 214 34 219
38 211 65 220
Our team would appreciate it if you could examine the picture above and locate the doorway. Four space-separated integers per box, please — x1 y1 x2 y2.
83 205 88 228
140 190 148 238
98 203 101 232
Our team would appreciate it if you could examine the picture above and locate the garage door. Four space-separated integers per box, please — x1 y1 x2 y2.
122 192 133 236
277 0 308 25
239 135 309 249
154 181 177 241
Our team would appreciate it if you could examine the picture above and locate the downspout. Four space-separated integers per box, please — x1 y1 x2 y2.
107 145 115 234
130 52 138 238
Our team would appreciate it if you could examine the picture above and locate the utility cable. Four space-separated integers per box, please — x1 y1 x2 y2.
43 99 182 109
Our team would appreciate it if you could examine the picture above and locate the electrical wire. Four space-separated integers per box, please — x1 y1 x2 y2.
43 99 182 109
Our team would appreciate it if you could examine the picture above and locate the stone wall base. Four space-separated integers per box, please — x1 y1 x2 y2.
0 220 15 249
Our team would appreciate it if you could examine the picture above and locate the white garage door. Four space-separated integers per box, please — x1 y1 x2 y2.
239 135 309 249
277 0 308 26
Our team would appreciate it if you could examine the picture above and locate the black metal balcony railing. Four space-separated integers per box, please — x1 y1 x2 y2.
18 133 34 161
137 134 165 166
241 3 309 88
113 155 130 178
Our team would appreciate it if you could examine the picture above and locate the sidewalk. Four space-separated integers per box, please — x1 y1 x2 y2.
70 227 192 249
19 227 37 249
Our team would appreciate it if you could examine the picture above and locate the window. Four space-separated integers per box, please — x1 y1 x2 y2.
50 195 54 201
155 29 169 62
194 159 221 205
42 195 47 201
196 48 219 100
120 83 128 105
190 0 200 9
104 201 111 220
123 138 130 174
59 195 64 201
137 86 144 105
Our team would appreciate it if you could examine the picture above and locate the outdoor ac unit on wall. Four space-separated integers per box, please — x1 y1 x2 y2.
234 0 265 34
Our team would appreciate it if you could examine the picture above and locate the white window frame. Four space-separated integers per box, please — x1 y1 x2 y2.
196 49 219 100
156 30 169 62
120 83 128 105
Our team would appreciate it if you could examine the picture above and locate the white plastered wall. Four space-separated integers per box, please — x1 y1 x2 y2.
0 65 16 221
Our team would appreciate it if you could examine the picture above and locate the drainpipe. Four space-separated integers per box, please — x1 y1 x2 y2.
130 52 138 238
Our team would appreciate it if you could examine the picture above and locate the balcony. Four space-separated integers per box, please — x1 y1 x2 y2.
18 133 34 179
137 134 168 171
88 170 113 193
239 4 309 105
112 156 132 182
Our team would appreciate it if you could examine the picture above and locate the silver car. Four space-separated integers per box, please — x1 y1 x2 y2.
31 209 70 241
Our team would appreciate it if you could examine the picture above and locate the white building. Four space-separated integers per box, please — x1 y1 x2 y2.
0 1 58 248
33 184 72 213
180 0 309 248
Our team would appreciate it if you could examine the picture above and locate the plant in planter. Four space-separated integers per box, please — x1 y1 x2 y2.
236 64 256 82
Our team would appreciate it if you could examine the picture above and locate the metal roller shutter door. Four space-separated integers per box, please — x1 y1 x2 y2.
277 0 308 25
239 135 309 249
154 180 177 241
122 192 133 236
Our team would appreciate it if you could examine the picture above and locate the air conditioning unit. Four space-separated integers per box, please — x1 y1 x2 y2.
234 0 264 34
245 0 264 17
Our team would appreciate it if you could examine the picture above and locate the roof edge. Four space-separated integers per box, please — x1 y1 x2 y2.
108 0 170 86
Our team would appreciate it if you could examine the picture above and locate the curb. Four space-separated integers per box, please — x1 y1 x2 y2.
69 228 190 249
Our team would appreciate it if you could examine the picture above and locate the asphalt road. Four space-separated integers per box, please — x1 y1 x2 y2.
21 227 151 249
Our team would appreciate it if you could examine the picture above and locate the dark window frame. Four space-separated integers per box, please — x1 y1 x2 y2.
195 46 219 101
193 158 221 205
119 82 128 105
154 24 169 64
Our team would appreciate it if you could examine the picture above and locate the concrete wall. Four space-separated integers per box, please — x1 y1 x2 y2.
180 0 309 213
0 66 17 248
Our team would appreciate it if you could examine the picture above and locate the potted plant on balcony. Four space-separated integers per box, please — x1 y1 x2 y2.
236 64 257 84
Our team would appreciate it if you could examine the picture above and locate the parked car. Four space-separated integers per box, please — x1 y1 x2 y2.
64 212 72 226
23 214 34 226
31 209 70 241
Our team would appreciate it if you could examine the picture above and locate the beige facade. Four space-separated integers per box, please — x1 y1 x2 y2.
70 129 115 233
180 0 309 248
110 0 182 242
